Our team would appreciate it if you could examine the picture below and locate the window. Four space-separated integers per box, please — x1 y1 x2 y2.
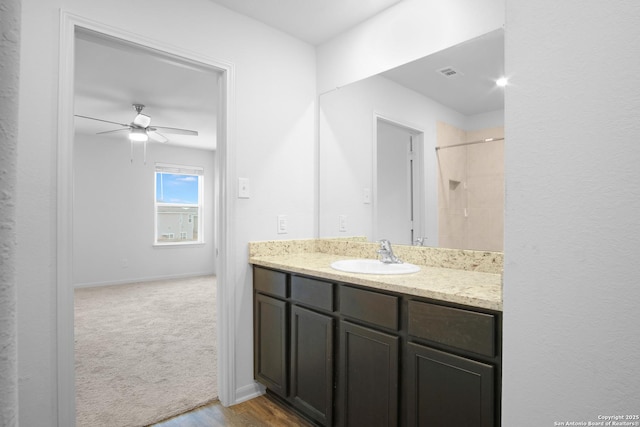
154 164 204 245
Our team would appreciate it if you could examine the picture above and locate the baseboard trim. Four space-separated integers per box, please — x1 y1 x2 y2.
74 272 215 289
233 382 265 405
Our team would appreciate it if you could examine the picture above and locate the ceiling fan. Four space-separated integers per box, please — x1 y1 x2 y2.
75 103 199 144
75 104 199 163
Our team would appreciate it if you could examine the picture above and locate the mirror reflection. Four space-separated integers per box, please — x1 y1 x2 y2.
318 29 505 251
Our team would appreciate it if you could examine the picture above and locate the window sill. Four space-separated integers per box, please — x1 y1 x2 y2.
153 242 205 248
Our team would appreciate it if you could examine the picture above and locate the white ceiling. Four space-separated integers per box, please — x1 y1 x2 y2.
207 0 504 115
207 0 403 45
74 29 220 151
74 3 504 153
381 29 505 116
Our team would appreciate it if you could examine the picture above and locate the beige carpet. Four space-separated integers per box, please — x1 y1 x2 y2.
75 275 217 427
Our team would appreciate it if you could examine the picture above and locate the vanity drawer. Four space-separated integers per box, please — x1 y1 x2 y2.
254 267 287 298
291 276 334 312
408 300 496 357
340 286 399 330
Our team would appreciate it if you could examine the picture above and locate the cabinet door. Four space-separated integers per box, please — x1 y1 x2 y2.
406 342 495 427
254 293 288 398
290 305 334 426
339 321 399 427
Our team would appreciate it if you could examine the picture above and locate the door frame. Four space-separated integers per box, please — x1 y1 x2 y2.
372 113 426 245
57 11 237 426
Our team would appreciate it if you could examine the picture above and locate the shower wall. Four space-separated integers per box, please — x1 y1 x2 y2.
437 121 504 251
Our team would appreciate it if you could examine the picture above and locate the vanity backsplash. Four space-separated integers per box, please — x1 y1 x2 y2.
249 237 503 274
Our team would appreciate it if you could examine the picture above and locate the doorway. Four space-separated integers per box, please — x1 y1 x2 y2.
375 118 425 246
73 27 219 425
58 13 235 427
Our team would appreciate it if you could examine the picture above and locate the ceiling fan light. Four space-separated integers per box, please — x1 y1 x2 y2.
133 113 151 128
129 128 148 142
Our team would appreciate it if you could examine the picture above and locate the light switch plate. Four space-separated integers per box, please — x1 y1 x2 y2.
238 177 250 198
277 215 288 234
363 188 371 204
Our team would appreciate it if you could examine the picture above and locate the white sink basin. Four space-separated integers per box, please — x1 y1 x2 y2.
330 259 420 275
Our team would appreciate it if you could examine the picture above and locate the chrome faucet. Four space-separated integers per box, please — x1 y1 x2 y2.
377 239 402 264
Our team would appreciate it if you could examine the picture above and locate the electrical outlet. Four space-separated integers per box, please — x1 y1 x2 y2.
277 215 288 234
339 215 347 232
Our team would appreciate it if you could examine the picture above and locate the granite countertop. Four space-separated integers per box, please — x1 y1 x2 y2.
249 252 502 312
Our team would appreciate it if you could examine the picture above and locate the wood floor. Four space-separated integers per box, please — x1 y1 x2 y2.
151 394 315 427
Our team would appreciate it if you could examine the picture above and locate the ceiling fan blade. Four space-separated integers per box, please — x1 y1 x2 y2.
148 131 168 143
75 114 129 128
96 128 131 135
151 126 199 136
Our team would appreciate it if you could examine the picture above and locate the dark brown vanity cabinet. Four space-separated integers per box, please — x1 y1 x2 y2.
339 321 399 427
290 304 334 425
339 286 400 427
406 300 500 427
253 269 288 398
253 265 502 427
253 267 335 425
406 343 494 427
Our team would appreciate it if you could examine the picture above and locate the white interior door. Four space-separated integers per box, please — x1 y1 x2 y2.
376 120 423 246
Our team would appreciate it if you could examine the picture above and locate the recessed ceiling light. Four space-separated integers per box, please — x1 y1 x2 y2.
496 77 509 87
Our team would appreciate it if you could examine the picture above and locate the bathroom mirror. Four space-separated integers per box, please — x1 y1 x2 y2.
318 29 505 251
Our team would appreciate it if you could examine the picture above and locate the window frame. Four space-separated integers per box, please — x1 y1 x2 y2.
153 163 204 247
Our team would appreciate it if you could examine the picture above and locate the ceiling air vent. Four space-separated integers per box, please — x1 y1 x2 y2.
436 66 463 78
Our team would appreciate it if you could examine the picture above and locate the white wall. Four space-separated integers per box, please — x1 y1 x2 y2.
17 0 316 424
503 0 640 424
317 0 505 93
73 136 216 287
466 109 504 131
